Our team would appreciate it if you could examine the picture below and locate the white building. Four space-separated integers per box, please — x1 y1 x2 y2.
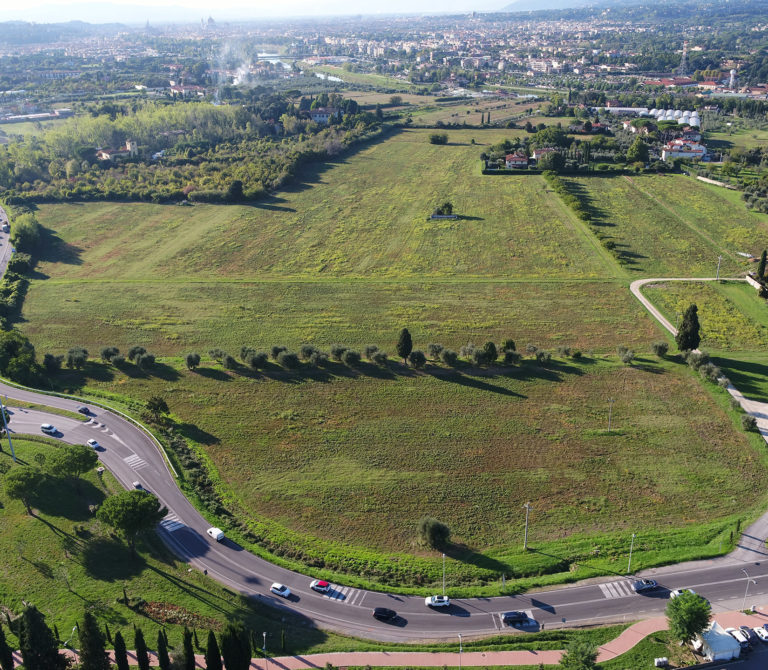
696 622 740 662
662 138 707 161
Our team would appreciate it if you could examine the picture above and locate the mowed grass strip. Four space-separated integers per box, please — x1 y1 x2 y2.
20 279 659 355
32 129 610 281
566 174 768 277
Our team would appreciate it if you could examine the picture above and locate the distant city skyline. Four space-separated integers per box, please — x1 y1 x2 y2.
0 0 509 23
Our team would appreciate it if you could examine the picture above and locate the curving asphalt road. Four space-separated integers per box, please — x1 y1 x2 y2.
3 210 768 642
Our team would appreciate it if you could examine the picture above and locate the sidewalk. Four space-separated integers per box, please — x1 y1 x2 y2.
18 609 766 669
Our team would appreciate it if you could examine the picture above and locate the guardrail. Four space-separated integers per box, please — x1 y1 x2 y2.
0 375 178 478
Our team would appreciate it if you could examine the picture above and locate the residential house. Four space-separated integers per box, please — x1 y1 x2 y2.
531 147 557 163
96 139 138 162
661 138 706 161
308 107 340 124
505 152 529 169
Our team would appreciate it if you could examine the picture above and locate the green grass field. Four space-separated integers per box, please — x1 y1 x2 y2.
15 126 768 592
304 65 415 91
566 173 768 276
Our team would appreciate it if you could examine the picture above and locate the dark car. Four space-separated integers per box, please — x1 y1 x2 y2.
372 607 397 622
740 625 758 644
632 579 658 593
77 406 90 415
500 611 528 625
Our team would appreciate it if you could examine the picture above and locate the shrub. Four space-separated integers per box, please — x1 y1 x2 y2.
100 346 119 362
66 347 88 369
440 349 458 366
136 353 156 369
128 345 147 361
341 350 362 367
42 352 63 374
620 349 635 365
731 396 743 411
111 355 126 367
483 341 498 363
571 350 582 358
240 346 256 362
185 352 201 370
408 350 427 368
428 133 448 145
427 343 444 360
617 345 628 357
718 376 731 388
371 351 388 366
501 338 516 353
556 346 571 357
742 414 758 432
222 355 237 370
417 517 450 548
471 348 488 366
246 352 268 369
270 345 287 360
300 344 318 360
651 341 669 358
504 350 521 365
309 351 329 367
208 348 225 362
364 344 379 360
459 343 475 358
525 344 538 355
330 344 347 361
277 351 300 369
536 350 552 365
686 350 710 370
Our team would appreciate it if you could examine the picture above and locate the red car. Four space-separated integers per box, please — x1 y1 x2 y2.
310 579 331 593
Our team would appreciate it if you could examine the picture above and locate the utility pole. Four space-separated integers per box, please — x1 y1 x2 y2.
263 631 267 670
458 634 462 670
608 397 615 432
716 255 722 281
627 533 636 575
0 402 14 462
442 552 446 595
523 502 532 550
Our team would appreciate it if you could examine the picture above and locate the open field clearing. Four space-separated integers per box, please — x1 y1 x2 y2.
32 129 611 280
705 125 768 152
45 350 765 590
20 279 656 355
566 174 768 276
0 118 69 138
344 92 436 106
409 98 540 126
643 281 768 351
303 65 416 91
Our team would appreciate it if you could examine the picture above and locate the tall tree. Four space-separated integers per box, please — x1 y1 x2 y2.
96 490 168 550
157 630 170 670
626 136 649 163
220 623 251 670
666 590 711 643
5 466 43 514
675 303 701 351
0 622 14 670
181 627 195 670
134 628 150 670
113 631 129 670
18 605 68 670
396 328 413 363
759 249 767 280
78 611 110 670
46 444 98 489
204 630 223 670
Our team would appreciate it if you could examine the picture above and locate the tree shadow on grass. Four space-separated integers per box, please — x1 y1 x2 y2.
36 224 83 266
712 356 768 403
31 476 105 521
443 542 511 577
82 537 147 581
175 422 220 446
194 366 232 382
425 367 526 397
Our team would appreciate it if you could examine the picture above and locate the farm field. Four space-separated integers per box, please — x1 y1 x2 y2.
566 173 768 276
409 97 542 126
32 129 611 281
303 65 415 91
705 124 768 152
0 117 69 138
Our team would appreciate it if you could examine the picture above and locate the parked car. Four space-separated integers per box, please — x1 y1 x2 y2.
631 579 658 592
206 527 225 542
739 625 758 644
425 595 450 607
372 607 397 622
500 611 528 625
132 481 144 490
726 627 751 650
77 406 90 415
40 423 57 435
754 627 768 642
310 579 331 593
86 439 101 450
270 583 291 598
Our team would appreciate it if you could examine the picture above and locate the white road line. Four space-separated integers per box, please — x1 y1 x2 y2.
599 583 613 599
347 588 362 606
124 454 148 469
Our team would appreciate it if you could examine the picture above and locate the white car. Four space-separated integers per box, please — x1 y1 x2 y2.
425 595 450 607
270 583 291 598
86 439 101 450
310 579 331 593
670 588 696 599
726 627 750 646
40 423 57 435
206 527 225 542
754 627 768 642
132 481 144 490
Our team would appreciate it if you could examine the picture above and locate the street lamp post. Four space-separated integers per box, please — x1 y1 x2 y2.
716 255 722 281
458 633 462 670
742 569 756 611
442 552 446 595
523 502 532 550
627 533 636 575
263 631 267 670
0 402 15 462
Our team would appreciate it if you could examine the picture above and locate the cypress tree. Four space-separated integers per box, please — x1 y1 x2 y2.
157 630 171 670
220 623 250 670
396 328 413 363
134 628 150 670
759 249 767 280
182 628 195 670
18 605 68 670
104 623 112 644
78 611 110 670
675 303 701 352
0 623 14 670
204 630 222 670
113 631 129 670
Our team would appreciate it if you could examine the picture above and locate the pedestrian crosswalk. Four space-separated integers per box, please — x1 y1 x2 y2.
322 584 364 606
159 513 185 533
599 579 635 599
124 453 148 470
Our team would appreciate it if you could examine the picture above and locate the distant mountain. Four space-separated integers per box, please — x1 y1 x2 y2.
500 0 643 11
0 3 200 25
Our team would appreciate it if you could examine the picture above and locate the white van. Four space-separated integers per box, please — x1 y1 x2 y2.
206 527 225 542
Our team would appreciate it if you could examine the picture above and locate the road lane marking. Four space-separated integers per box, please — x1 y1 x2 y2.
159 513 185 533
124 454 149 470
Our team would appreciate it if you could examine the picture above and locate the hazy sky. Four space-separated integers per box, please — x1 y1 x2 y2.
0 0 498 22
